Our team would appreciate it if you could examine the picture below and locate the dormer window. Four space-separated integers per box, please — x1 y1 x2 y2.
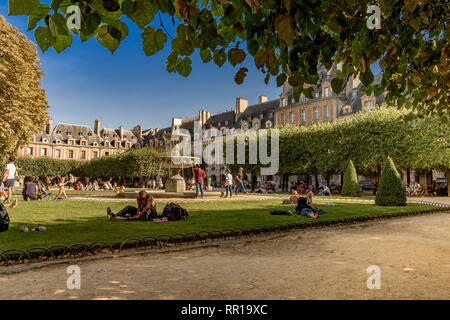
67 132 71 136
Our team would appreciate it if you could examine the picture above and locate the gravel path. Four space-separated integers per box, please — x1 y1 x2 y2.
0 211 448 300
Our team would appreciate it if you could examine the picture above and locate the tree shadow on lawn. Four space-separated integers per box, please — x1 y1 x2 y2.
0 199 432 251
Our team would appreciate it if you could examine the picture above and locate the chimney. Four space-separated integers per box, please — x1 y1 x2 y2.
258 95 268 104
94 120 100 135
136 125 142 138
235 97 248 120
198 109 211 125
119 125 124 139
172 117 182 130
46 118 53 134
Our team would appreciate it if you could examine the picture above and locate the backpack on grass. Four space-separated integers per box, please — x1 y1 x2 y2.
161 202 188 221
0 204 10 232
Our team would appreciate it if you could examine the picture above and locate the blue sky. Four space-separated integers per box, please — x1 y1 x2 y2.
1 1 381 131
0 1 280 130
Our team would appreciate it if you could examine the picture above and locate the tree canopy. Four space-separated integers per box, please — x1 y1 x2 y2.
0 14 48 162
8 0 449 122
226 106 450 177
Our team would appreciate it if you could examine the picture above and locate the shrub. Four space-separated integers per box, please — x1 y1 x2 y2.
375 156 407 206
341 160 362 197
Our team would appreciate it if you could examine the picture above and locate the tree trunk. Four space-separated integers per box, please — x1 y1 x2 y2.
376 165 381 183
446 169 450 197
314 172 319 190
406 169 410 185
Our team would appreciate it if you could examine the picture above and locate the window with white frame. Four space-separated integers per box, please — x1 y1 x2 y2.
254 122 259 129
81 151 86 160
68 150 74 159
27 147 33 156
324 87 330 97
313 107 319 120
300 109 306 122
41 148 47 157
289 111 294 124
323 105 329 118
55 149 61 158
280 113 285 125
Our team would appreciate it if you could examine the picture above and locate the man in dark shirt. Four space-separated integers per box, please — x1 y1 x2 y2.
107 191 157 221
193 164 206 198
234 167 247 195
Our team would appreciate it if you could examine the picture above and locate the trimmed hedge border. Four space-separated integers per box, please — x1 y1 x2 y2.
1 203 449 266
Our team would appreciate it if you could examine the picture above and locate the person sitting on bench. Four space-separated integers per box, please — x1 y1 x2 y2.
107 190 157 221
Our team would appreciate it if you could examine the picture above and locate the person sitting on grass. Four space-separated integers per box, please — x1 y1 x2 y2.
322 185 331 196
289 190 300 204
107 190 157 221
22 177 39 201
56 177 68 200
295 197 319 219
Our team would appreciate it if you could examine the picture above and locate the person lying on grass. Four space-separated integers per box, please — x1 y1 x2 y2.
107 190 157 221
295 197 319 219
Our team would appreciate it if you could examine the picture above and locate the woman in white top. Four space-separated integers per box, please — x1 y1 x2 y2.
224 169 233 198
2 156 16 202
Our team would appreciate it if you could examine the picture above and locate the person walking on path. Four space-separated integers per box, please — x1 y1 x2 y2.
224 169 233 198
2 156 16 203
234 167 247 196
193 164 206 199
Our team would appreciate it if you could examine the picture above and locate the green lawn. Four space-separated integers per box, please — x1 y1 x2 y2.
0 198 437 252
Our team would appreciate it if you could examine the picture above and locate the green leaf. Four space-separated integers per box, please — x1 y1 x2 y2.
288 71 304 87
361 69 374 87
48 13 69 37
96 25 120 54
331 77 344 94
228 48 246 67
213 48 227 67
264 73 270 84
247 39 259 55
234 67 248 85
81 12 101 37
53 33 73 53
50 0 64 11
166 51 179 72
102 0 120 12
200 49 212 63
122 0 157 28
9 0 39 15
27 4 50 31
176 57 192 77
34 26 56 52
275 14 295 46
142 27 167 56
276 73 287 87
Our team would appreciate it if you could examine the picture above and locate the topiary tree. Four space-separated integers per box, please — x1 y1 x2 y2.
341 160 362 197
375 156 406 206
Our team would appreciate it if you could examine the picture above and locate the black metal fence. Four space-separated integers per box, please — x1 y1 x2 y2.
1 202 449 266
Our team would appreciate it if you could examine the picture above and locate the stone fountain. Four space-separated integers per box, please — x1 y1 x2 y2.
155 131 201 193
116 130 221 199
